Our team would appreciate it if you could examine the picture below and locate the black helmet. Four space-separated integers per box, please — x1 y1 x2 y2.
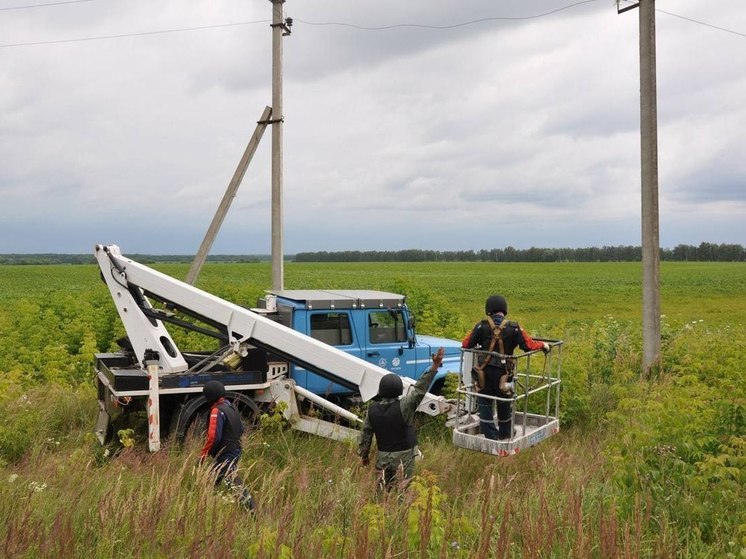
203 380 226 404
378 373 403 398
485 294 508 315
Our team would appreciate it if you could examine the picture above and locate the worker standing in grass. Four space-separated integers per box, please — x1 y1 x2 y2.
200 380 255 511
463 295 549 440
358 347 444 491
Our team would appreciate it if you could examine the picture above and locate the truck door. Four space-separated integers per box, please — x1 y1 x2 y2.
364 308 410 376
300 310 364 395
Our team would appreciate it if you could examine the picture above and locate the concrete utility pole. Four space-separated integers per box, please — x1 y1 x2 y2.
639 0 661 376
620 0 661 376
186 106 273 286
270 0 288 291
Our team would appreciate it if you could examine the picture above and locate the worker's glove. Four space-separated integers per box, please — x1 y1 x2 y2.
361 456 370 467
541 342 551 353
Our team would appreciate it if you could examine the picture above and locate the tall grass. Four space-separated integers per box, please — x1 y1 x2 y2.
0 261 744 557
0 418 672 558
1 364 741 558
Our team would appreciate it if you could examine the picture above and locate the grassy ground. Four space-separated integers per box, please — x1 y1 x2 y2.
0 261 744 557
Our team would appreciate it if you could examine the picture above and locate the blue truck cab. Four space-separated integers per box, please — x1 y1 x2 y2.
259 290 462 396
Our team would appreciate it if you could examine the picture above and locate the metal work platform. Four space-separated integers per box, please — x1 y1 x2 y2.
450 342 563 456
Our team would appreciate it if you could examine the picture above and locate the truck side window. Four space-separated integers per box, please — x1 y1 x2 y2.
310 313 352 346
369 310 407 344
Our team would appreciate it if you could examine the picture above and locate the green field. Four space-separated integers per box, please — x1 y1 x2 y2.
0 261 744 557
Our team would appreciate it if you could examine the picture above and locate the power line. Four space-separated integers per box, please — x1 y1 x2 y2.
0 1 743 49
0 19 271 48
617 0 746 38
0 0 95 11
0 0 609 49
657 9 746 38
295 0 601 30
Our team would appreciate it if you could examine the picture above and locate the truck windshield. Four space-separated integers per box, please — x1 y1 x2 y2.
368 310 407 344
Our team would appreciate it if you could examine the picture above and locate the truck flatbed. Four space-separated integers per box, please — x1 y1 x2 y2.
95 353 267 394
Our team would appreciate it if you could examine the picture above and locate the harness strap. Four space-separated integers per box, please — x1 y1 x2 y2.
473 316 509 390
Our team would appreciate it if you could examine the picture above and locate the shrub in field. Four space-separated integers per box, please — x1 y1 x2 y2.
605 321 746 550
557 316 643 427
387 277 471 340
0 384 95 464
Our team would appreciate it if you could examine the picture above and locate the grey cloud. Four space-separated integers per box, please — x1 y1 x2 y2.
0 0 743 253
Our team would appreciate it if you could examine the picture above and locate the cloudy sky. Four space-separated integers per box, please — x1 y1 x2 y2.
1 0 744 254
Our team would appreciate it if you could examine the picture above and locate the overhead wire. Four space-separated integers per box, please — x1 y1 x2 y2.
0 19 271 48
0 0 743 49
0 0 95 10
656 8 746 38
294 0 601 30
616 0 746 38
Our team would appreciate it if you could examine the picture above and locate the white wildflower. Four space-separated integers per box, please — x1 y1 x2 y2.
29 481 47 493
8 474 19 483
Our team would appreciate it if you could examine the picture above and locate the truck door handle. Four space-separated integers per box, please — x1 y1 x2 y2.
367 352 380 357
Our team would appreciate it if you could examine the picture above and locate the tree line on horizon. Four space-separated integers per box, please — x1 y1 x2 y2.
294 242 745 263
0 242 743 265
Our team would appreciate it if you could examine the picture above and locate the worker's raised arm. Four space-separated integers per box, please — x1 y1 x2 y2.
401 347 444 422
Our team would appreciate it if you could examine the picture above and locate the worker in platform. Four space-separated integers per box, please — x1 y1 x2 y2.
358 347 444 491
201 380 255 511
463 295 550 440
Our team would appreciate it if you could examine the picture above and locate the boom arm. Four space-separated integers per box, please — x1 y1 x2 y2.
95 244 449 412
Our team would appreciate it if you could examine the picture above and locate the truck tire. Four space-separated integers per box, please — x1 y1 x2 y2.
169 391 260 444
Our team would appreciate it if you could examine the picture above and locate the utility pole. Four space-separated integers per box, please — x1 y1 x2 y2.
185 3 290 290
619 0 661 376
269 0 290 291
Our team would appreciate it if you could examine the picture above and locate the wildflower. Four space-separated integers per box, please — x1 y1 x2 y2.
220 494 236 505
29 481 47 493
8 474 19 483
103 448 110 458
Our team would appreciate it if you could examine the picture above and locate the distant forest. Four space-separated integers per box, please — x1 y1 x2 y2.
1 243 744 265
295 243 745 262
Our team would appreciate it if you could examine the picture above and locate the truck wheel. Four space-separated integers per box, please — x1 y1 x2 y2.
169 392 260 445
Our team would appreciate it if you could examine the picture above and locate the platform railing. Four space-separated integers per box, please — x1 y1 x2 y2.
452 340 563 455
